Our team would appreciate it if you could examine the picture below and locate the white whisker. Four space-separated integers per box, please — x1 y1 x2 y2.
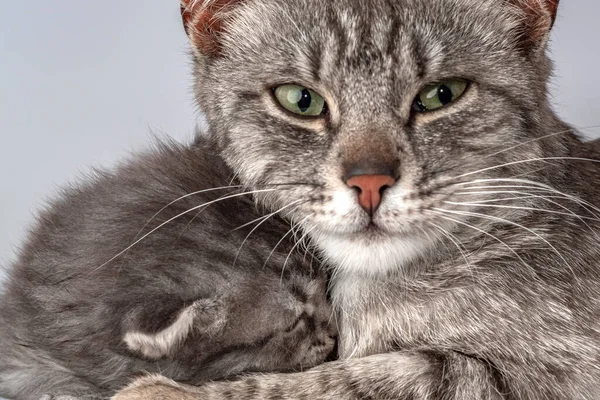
92 189 278 274
457 178 600 216
483 125 600 158
131 186 242 244
428 222 473 272
281 224 318 281
433 207 576 282
456 157 600 179
262 216 310 270
452 190 600 240
445 201 598 222
453 195 540 204
232 200 303 267
430 211 537 277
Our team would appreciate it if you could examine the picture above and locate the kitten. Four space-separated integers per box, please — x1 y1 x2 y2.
116 0 600 398
0 137 336 399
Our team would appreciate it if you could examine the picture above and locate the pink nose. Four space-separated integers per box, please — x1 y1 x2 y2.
346 175 396 215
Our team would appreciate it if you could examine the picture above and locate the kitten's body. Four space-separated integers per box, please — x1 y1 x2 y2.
118 0 600 398
0 138 335 399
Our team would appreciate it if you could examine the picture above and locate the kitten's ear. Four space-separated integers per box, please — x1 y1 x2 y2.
180 0 245 56
506 0 559 47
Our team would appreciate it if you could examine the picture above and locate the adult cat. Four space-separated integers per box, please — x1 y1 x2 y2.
0 137 336 399
116 0 600 398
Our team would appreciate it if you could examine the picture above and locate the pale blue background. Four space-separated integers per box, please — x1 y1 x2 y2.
1 1 599 273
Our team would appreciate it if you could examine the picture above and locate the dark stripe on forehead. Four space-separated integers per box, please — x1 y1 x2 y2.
325 3 348 74
385 0 401 59
410 31 428 80
307 37 323 84
354 1 371 48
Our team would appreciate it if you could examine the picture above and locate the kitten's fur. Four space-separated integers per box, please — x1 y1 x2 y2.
117 0 600 398
0 139 336 399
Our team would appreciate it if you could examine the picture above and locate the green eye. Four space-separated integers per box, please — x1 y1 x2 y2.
273 85 327 117
412 80 468 112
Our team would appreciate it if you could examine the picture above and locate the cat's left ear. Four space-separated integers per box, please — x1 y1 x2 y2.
506 0 559 48
180 0 245 57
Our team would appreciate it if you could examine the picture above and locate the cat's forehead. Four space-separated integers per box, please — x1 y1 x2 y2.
221 0 522 92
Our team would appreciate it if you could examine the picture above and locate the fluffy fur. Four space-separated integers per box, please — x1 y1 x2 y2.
0 138 336 399
118 0 600 398
4 0 600 398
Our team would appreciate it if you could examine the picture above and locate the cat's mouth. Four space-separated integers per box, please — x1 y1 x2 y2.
337 220 409 241
363 221 386 235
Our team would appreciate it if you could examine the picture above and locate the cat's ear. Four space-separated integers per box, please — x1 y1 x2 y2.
506 0 559 47
180 0 245 56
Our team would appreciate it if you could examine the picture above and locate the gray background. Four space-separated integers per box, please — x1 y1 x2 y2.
1 1 599 272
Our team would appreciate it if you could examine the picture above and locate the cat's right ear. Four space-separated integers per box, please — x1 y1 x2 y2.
505 0 559 49
180 0 245 57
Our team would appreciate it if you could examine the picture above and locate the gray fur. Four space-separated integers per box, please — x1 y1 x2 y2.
119 0 600 398
0 139 336 399
5 0 600 398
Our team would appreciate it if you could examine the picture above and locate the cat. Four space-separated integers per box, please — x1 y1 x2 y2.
112 0 600 398
0 137 336 399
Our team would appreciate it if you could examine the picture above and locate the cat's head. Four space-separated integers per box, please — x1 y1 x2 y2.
199 273 337 375
181 0 566 277
124 272 336 375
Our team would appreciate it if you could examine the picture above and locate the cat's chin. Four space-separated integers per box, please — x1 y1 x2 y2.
310 228 430 277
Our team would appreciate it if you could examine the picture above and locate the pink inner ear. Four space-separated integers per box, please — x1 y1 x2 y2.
508 0 560 45
545 0 559 27
180 0 245 55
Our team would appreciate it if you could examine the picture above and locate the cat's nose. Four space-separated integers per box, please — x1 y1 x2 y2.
345 174 397 215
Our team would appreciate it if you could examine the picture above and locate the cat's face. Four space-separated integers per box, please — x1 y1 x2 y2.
200 274 336 375
186 0 561 276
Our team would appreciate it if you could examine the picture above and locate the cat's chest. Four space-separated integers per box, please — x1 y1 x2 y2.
331 276 420 359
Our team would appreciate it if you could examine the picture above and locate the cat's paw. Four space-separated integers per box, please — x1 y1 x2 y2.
111 375 202 400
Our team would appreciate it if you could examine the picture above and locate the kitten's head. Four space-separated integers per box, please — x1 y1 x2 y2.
125 272 335 375
198 273 337 376
181 0 565 277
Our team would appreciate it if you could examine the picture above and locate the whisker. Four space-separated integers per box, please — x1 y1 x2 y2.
262 216 310 270
428 222 473 271
433 207 576 282
430 211 536 276
453 195 540 204
92 189 279 274
457 178 600 216
131 186 242 244
450 191 600 240
168 190 255 255
281 224 318 282
232 200 303 268
263 182 322 188
483 124 600 159
456 157 600 180
444 201 599 222
455 189 600 224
